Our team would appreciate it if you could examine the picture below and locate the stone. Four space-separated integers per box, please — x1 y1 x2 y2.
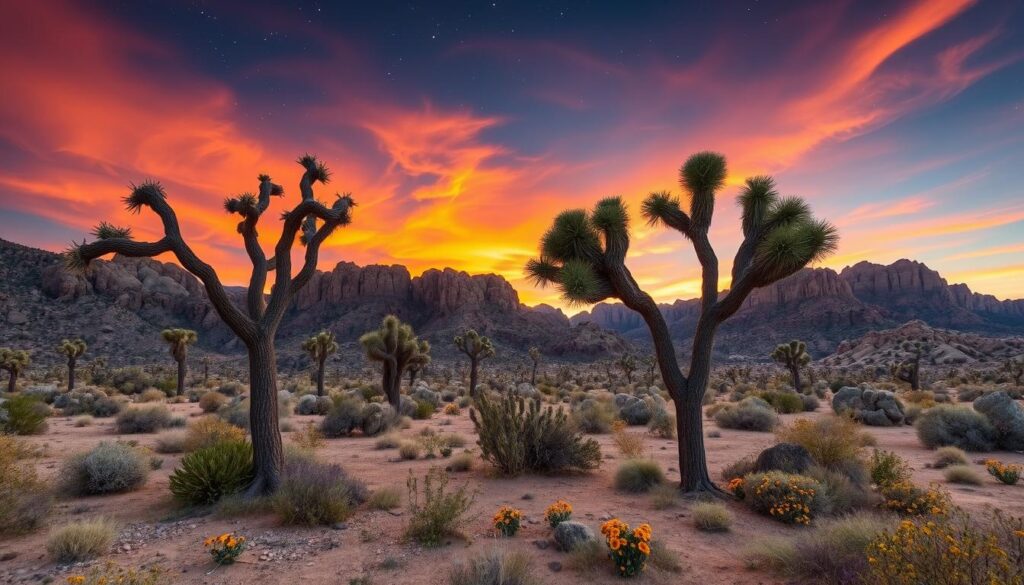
547 561 563 573
553 521 596 552
832 386 905 426
754 443 813 474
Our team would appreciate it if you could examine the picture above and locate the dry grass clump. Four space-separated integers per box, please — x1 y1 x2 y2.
448 548 539 585
943 465 983 485
691 502 732 532
613 459 664 493
933 446 969 469
0 435 52 534
47 517 118 563
183 416 246 452
367 485 403 510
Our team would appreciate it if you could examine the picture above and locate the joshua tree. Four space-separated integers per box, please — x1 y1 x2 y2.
161 329 197 396
1004 357 1023 386
360 315 430 410
302 330 338 396
526 151 837 494
200 356 212 384
408 356 429 388
0 348 30 393
454 329 494 397
58 338 87 392
641 355 658 386
65 155 355 496
617 353 637 384
528 346 541 385
771 340 810 393
891 341 928 391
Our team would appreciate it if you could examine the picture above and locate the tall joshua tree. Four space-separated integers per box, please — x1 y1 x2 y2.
528 346 541 385
0 348 30 393
302 330 338 396
65 154 355 496
891 341 928 391
617 353 637 384
526 151 837 494
360 315 430 410
407 351 430 388
771 340 810 393
454 329 494 397
161 329 197 396
58 338 87 392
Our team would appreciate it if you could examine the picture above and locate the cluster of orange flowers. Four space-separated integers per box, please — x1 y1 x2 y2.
879 480 950 516
600 518 652 578
751 474 816 525
493 505 522 536
985 459 1021 485
204 532 247 565
443 403 461 415
726 477 745 499
544 500 572 528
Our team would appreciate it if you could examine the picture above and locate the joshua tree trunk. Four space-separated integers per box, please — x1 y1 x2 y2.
408 368 418 388
530 362 538 386
790 365 802 393
316 357 326 396
67 357 77 392
175 358 187 397
6 371 16 394
245 337 283 496
381 359 400 411
469 357 480 397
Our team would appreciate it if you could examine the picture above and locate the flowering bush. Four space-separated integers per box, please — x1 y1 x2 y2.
879 481 950 516
65 563 167 585
443 403 460 416
544 500 572 528
726 477 745 500
864 509 1024 585
204 532 246 565
600 518 652 578
493 505 522 537
745 471 821 525
985 459 1021 485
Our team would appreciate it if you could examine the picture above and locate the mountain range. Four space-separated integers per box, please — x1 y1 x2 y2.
2 237 1022 368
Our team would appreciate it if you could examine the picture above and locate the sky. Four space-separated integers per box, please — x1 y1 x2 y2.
1 0 1022 311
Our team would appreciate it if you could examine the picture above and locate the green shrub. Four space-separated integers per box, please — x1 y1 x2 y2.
169 441 254 505
273 459 367 525
933 446 969 469
198 392 227 413
470 393 600 475
805 465 876 514
915 405 997 451
742 471 823 525
448 548 539 585
0 435 51 534
573 399 616 434
943 465 983 485
60 442 149 496
47 517 117 563
691 502 732 532
216 381 245 397
115 405 172 434
413 400 436 420
613 459 664 493
714 398 778 431
776 416 869 471
869 449 912 488
647 408 675 438
405 467 474 546
320 397 364 438
2 394 49 435
758 391 804 414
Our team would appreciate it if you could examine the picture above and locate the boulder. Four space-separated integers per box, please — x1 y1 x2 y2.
973 391 1024 451
754 443 813 474
553 521 596 552
832 386 905 426
361 403 397 437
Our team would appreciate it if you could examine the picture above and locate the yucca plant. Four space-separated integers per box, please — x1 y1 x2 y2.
161 329 196 397
65 155 355 496
58 339 87 392
454 330 494 397
169 441 254 505
301 331 338 396
528 346 541 385
360 315 430 410
0 348 30 393
771 340 810 393
525 151 837 494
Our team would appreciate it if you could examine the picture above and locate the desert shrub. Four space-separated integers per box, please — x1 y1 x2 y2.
955 385 990 402
154 431 187 454
199 391 227 413
864 508 1024 585
2 394 49 435
470 393 601 475
374 432 402 449
60 442 149 496
448 548 539 585
721 454 757 481
691 502 732 532
915 405 997 451
800 394 820 412
74 415 94 427
742 471 823 525
613 459 664 493
295 394 332 416
169 441 254 505
647 408 675 438
47 517 117 563
805 465 876 514
758 391 804 414
412 400 436 420
62 562 168 585
869 449 912 488
405 467 474 546
217 398 250 429
0 435 51 534
776 416 869 472
573 399 616 434
933 446 969 469
985 459 1021 485
291 424 324 450
612 423 646 458
367 485 402 510
320 396 364 438
184 416 246 452
273 459 367 525
399 440 422 460
878 481 950 516
139 388 166 403
98 366 155 394
216 381 245 397
714 398 778 431
943 464 983 485
447 452 474 472
115 404 172 434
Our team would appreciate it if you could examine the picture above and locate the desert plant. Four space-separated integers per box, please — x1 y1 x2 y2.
714 398 778 431
273 459 366 525
544 500 572 527
614 459 664 493
528 347 541 386
405 467 474 546
2 394 49 435
776 416 870 471
448 549 539 585
647 407 676 438
160 328 197 397
67 156 356 496
915 405 997 451
199 391 227 413
360 315 431 410
470 392 601 475
612 423 646 458
758 390 804 414
47 517 117 563
184 416 247 452
399 440 422 460
743 471 823 525
771 340 810 392
0 348 30 393
302 330 338 397
599 518 652 577
890 341 928 391
169 441 254 505
60 442 149 495
1004 357 1023 386
984 459 1021 485
0 435 51 534
943 464 983 485
878 480 950 516
869 449 912 488
691 501 732 532
934 446 969 469
574 399 616 433
492 505 522 537
617 353 637 383
115 404 172 434
58 338 87 392
454 329 494 397
320 396 364 438
367 486 402 510
526 153 837 494
63 562 168 585
154 431 188 454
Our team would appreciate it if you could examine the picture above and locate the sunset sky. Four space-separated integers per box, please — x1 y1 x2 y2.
1 1 1022 311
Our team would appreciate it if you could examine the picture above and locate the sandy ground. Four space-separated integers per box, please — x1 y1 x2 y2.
2 401 1022 585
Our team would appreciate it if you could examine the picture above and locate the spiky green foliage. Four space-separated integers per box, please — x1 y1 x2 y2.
0 348 30 393
59 339 87 360
469 392 601 476
454 330 495 362
679 151 726 228
123 181 166 214
302 331 338 362
169 441 254 505
360 316 430 407
90 222 133 240
161 329 197 360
